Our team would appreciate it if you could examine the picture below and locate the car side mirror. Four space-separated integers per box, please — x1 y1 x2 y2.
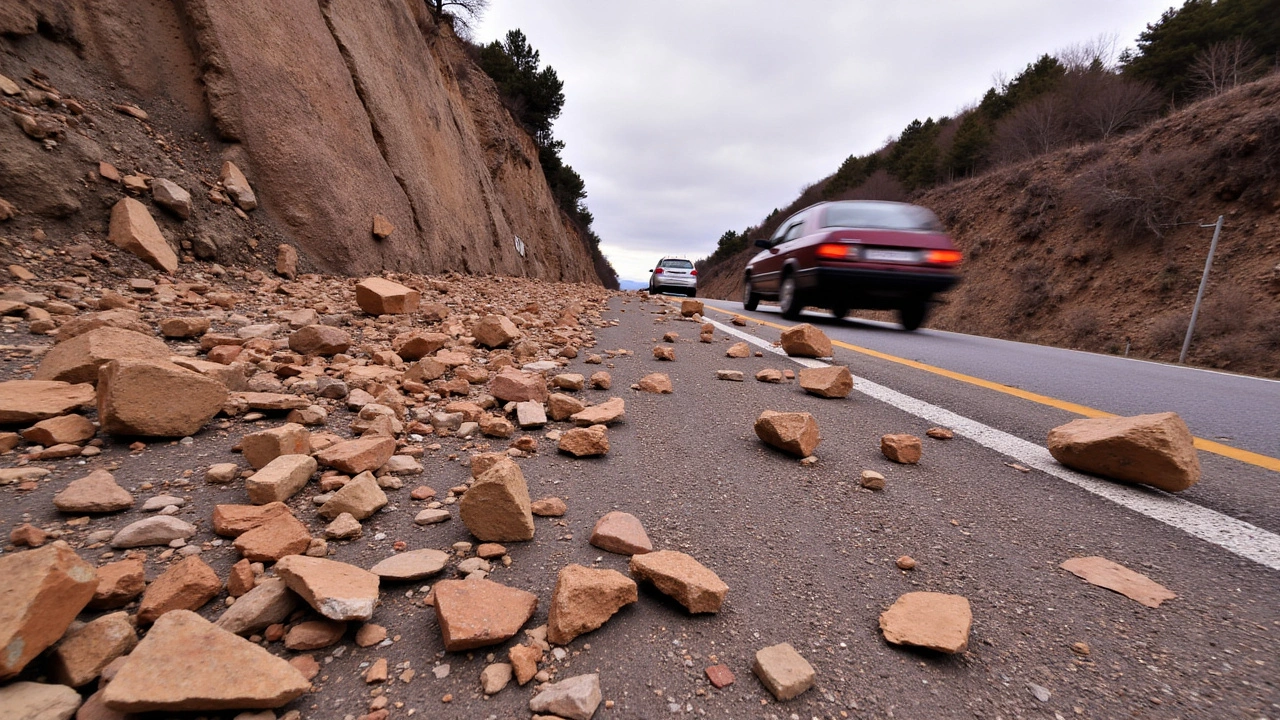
754 238 771 248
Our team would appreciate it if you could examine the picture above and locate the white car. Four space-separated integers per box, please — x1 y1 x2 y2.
648 257 698 297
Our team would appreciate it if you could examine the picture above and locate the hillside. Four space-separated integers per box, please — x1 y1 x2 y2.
0 0 600 283
699 73 1280 378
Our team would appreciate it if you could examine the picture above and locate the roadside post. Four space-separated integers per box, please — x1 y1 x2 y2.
1179 215 1224 365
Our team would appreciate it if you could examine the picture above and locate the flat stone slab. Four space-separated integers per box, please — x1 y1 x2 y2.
1060 556 1177 608
629 550 728 614
433 578 537 651
370 549 450 581
275 555 379 621
879 591 972 654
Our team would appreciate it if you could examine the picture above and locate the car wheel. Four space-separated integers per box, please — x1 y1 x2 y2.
687 288 697 298
779 274 802 320
742 276 760 311
831 306 850 319
898 300 929 331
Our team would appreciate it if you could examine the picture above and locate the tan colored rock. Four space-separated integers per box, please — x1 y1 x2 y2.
318 471 388 520
288 324 351 356
927 426 954 440
159 316 211 338
473 315 521 348
629 550 728 614
108 197 178 273
547 393 586 421
370 548 450 581
680 299 704 317
21 414 95 445
215 578 298 636
779 323 832 358
552 373 585 391
245 454 317 504
355 277 419 315
102 610 309 712
51 611 137 687
325 512 363 539
241 423 311 469
725 342 750 358
653 345 675 361
213 502 292 536
529 673 602 720
798 366 853 398
481 662 513 695
558 425 609 457
355 623 387 647
0 543 97 680
234 511 312 562
35 327 169 385
547 564 637 645
98 359 227 437
531 497 567 517
636 372 672 393
275 243 298 278
589 371 611 389
227 558 255 596
755 368 784 383
0 380 95 424
394 331 449 361
880 434 922 464
137 556 222 625
433 578 538 651
460 458 535 542
314 436 396 475
111 516 196 548
231 392 309 411
284 619 346 650
0 682 82 720
570 397 625 427
754 410 820 457
490 369 548 403
1060 556 1177 608
1047 412 1201 492
589 511 653 555
220 161 258 211
89 558 145 609
275 555 380 621
752 643 815 701
509 643 542 685
53 469 133 513
859 470 886 490
879 592 972 654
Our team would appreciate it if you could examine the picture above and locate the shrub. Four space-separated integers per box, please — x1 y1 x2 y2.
1148 311 1189 351
1062 307 1102 341
1197 287 1253 337
1072 151 1184 241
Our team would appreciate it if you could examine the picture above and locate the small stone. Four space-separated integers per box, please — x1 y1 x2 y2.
798 366 854 398
569 397 625 427
21 413 95 446
589 511 653 555
0 682 82 720
414 508 451 525
205 462 240 484
325 512 363 540
111 516 196 548
241 423 311 469
9 523 47 547
315 436 396 475
365 658 388 684
755 368 784 383
509 643 542 685
159 316 211 339
705 664 735 688
926 427 954 440
284 619 347 650
89 558 146 609
629 550 728 614
433 578 537 651
752 643 815 701
530 497 567 517
516 401 548 429
879 592 972 654
54 469 134 513
546 564 637 645
859 470 885 490
0 380 95 424
754 410 820 457
1071 641 1091 656
459 458 535 542
151 178 192 219
220 161 258 211
213 502 291 537
481 662 513 694
233 511 312 562
558 425 609 457
275 555 380 621
246 455 317 504
51 611 138 687
473 315 521 348
372 214 395 239
652 345 675 361
137 556 222 624
1059 556 1177 608
107 198 178 273
215 578 298 636
716 369 744 381
318 471 388 520
881 434 922 464
588 371 611 389
370 549 449 581
355 623 387 647
896 555 917 570
636 372 672 393
288 325 351 356
528 673 602 720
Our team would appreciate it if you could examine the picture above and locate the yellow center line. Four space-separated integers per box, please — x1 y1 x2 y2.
687 301 1280 473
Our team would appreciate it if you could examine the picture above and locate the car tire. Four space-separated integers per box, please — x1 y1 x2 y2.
779 274 803 320
742 276 760 311
831 306 849 319
898 300 929 331
687 288 697 298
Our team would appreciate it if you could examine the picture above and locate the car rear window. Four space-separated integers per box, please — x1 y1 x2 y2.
659 259 694 269
821 202 943 232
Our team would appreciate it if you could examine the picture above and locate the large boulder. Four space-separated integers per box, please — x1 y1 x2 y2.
355 277 419 315
34 327 169 385
0 543 97 680
108 197 178 273
1047 412 1201 492
433 578 537 651
779 323 832 358
546 564 637 645
754 410 821 457
0 380 95 424
459 458 535 542
97 359 227 437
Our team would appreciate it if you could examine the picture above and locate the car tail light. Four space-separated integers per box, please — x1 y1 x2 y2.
925 249 963 265
815 243 855 260
654 268 664 274
690 270 698 276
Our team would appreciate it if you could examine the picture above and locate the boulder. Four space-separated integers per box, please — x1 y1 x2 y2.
288 324 351 356
35 327 169 385
137 556 222 625
528 673 602 720
53 469 134 513
558 425 609 457
589 511 653 555
245 454 317 504
241 423 311 469
754 410 820 457
110 516 196 548
213 502 292 536
21 413 95 445
275 555 380 621
0 543 97 680
460 458 535 542
314 436 396 475
355 277 419 315
1047 412 1201 492
629 550 728 614
490 370 548 403
752 643 815 701
98 359 227 437
880 434 922 464
779 323 832 358
151 178 192 219
219 161 257 211
50 611 137 687
570 397 626 427
370 548 450 582
472 315 520 348
233 511 312 562
318 471 388 520
0 682 82 720
680 299 704 317
433 578 537 651
546 564 637 645
108 197 178 272
0 380 95 423
879 592 972 654
215 578 299 635
636 372 672 393
275 243 298 278
798 366 854 398
89 558 146 609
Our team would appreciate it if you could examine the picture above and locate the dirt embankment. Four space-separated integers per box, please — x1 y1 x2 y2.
0 0 598 283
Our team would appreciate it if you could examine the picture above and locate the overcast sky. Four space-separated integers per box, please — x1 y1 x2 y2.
475 1 1175 283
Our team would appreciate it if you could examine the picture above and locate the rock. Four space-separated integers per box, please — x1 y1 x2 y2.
926 427 954 440
318 471 388 520
241 423 311 469
246 455 317 504
1047 412 1201 492
364 657 388 684
476 543 507 559
552 373 585 391
102 610 309 712
880 434 922 464
324 512 363 539
755 368 783 383
629 550 728 614
51 611 137 687
0 543 97 680
53 469 133 513
878 592 972 654
558 425 609 457
531 497 567 517
288 324 351 356
528 673 602 720
10 523 47 547
227 559 255 597
515 400 548 429
897 556 917 570
433 578 538 651
725 342 750 358
21 414 95 445
570 397 625 427
0 682 82 720
509 643 542 685
490 370 548 403
589 511 653 555
779 323 832 358
798 366 853 398
35 327 169 385
284 619 346 650
233 511 312 562
752 643 815 701
460 458 535 542
636 372 672 393
232 392 310 411
705 664 735 688
107 198 178 272
98 359 227 437
159 316 211 338
215 578 298 635
220 161 258 211
56 309 151 344
111 516 196 548
151 178 192 219
543 394 583 422
547 564 637 645
275 555 380 621
355 277 419 315
314 436 396 475
355 623 387 647
754 410 820 457
371 213 396 238
89 559 146 609
1059 556 1177 608
589 371 611 389
275 244 298 279
680 299 704 317
137 556 222 624
473 315 521 348
480 662 513 695
716 369 744 381
370 548 450 581
414 508 451 525
652 345 675 361
859 470 885 490
394 331 449 361
213 502 292 536
0 380 95 423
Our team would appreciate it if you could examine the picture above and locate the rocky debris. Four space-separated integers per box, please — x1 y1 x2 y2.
460 458 535 542
56 309 152 344
653 345 675 361
241 423 311 469
355 623 387 647
680 299 704 316
219 161 258 211
234 511 312 562
111 516 196 548
159 316 211 338
859 470 886 490
371 214 396 238
151 178 192 219
102 610 309 712
275 555 380 621
755 368 784 383
21 413 95 445
415 508 451 525
370 549 450 581
0 380 95 423
705 664 735 688
50 611 137 687
558 425 610 457
752 643 815 701
589 511 653 555
98 359 227 437
0 543 97 680
0 682 82 720
35 327 169 385
107 197 178 272
10 524 47 548
589 371 611 389
880 434 922 464
897 556 917 570
516 401 548 429
547 393 586 422
53 469 134 513
137 556 222 625
779 323 832 358
629 550 728 614
636 372 673 394
355 277 419 315
481 662 513 695
798 366 854 398
547 564 638 645
204 462 241 485
473 315 521 348
246 455 317 504
89 559 146 609
879 592 972 654
318 471 388 520
1060 556 1177 608
213 502 292 536
1047 412 1201 492
926 427 954 439
364 658 388 684
215 578 299 635
433 578 538 651
754 410 821 457
510 643 543 685
725 342 750 358
276 244 299 279
288 324 351 356
284 619 347 650
716 369 744 381
570 397 626 427
531 497 567 517
325 512 363 539
529 673 602 720
490 369 549 403
315 436 397 475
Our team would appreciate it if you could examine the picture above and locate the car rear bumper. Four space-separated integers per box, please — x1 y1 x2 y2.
794 266 959 307
652 276 697 289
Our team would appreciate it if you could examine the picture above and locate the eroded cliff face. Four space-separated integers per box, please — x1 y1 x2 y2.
0 0 599 283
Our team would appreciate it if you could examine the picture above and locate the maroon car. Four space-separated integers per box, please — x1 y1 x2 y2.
742 200 961 330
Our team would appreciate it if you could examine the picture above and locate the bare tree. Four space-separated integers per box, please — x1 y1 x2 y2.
994 95 1070 163
1062 71 1161 140
1057 33 1120 72
1188 37 1265 97
425 0 489 37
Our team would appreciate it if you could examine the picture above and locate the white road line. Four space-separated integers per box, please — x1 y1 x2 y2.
708 317 1280 571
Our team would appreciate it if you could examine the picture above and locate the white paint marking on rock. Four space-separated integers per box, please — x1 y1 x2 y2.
707 317 1280 571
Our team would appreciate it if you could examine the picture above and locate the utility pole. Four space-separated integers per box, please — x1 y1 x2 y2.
1179 215 1224 365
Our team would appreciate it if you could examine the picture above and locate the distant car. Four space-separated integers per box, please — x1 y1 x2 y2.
741 200 961 330
648 257 698 297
